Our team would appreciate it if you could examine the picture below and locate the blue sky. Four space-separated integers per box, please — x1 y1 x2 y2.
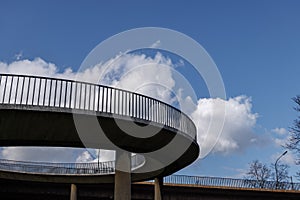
1 1 300 179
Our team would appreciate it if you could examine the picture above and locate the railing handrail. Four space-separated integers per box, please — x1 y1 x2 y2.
0 154 145 175
0 73 197 140
0 73 194 126
0 158 114 166
0 157 298 191
0 155 300 191
163 174 300 191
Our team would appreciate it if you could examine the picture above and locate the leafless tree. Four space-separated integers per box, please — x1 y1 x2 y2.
286 96 300 177
271 162 290 189
245 160 271 188
271 162 290 182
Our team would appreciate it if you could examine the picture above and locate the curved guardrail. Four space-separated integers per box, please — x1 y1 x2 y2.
0 73 196 140
0 157 298 191
0 154 144 175
164 175 300 191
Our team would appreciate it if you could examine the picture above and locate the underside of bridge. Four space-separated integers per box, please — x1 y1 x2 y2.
0 178 299 200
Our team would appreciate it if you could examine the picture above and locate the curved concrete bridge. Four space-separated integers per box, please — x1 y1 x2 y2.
0 74 199 199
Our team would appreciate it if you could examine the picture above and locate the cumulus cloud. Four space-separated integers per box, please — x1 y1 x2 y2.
98 53 176 104
0 58 59 77
0 147 86 162
0 53 261 162
192 96 258 156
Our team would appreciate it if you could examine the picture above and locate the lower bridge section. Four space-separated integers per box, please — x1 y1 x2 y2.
0 178 299 200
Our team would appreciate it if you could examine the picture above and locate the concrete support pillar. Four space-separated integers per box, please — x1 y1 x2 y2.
154 177 163 200
114 150 131 200
70 184 77 200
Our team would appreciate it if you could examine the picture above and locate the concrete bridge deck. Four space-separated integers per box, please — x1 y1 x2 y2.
0 176 299 200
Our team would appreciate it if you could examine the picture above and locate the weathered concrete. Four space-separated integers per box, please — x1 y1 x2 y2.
70 184 77 200
154 177 163 200
0 178 299 200
114 151 131 200
0 106 199 184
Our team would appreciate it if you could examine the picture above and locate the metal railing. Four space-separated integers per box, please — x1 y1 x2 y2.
0 157 298 190
164 175 300 191
0 74 196 140
0 158 114 175
0 154 144 175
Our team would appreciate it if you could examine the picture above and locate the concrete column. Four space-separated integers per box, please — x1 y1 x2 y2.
114 150 131 200
70 184 77 200
154 177 163 200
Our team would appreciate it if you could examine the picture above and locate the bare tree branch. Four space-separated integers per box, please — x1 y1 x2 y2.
286 96 300 177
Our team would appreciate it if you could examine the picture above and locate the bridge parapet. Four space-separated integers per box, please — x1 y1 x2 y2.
163 175 300 191
0 154 144 175
0 73 196 140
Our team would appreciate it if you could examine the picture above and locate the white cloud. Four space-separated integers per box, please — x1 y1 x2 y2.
192 96 259 156
270 128 290 148
268 128 296 166
272 128 288 135
0 54 261 162
274 138 287 147
0 147 85 162
0 58 59 77
97 52 176 104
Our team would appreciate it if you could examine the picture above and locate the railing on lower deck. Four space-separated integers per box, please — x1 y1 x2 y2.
0 73 196 140
0 154 144 175
0 159 115 175
164 175 300 191
0 158 298 190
